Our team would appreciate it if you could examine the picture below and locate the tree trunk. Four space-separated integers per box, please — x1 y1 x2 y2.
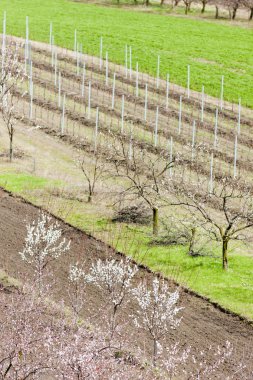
232 8 237 20
9 134 13 162
222 238 228 270
87 194 92 203
250 8 253 20
201 2 206 13
153 339 157 367
185 5 189 15
215 6 219 19
188 227 196 256
152 207 159 236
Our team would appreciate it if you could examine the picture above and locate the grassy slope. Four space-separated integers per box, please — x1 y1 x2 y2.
0 171 252 320
0 0 252 107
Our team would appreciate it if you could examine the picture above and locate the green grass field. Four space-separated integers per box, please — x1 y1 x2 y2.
0 0 252 107
1 171 253 320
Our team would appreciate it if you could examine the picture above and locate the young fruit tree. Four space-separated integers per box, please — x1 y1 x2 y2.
76 150 106 203
110 136 174 235
0 43 25 161
85 257 138 346
132 277 182 366
170 175 253 270
19 211 71 291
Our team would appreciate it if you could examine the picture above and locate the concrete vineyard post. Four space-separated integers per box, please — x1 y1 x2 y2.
29 61 33 96
29 81 33 120
178 95 182 134
111 72 116 110
121 94 125 133
156 55 160 89
144 83 148 121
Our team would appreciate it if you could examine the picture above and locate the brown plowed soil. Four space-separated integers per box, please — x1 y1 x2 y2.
0 187 253 378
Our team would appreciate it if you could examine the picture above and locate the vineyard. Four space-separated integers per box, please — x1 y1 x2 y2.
0 8 253 379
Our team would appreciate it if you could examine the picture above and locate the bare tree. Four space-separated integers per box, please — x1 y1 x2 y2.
243 0 253 19
110 136 174 235
0 43 25 162
170 175 253 270
199 0 211 13
182 0 194 13
76 150 106 203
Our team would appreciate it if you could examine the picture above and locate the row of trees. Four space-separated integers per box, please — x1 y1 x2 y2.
77 138 253 271
1 211 247 378
139 0 253 20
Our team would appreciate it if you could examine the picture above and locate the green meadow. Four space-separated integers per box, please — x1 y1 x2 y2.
0 0 252 107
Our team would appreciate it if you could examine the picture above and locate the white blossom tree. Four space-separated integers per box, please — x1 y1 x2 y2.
132 278 182 366
86 258 138 345
19 212 71 292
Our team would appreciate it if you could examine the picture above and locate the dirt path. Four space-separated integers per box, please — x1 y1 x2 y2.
0 188 252 378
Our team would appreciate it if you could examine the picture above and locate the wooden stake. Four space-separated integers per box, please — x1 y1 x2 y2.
144 83 148 121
